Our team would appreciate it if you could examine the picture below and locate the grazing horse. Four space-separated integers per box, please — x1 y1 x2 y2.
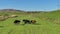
14 20 20 24
23 19 36 24
31 20 36 24
23 19 31 24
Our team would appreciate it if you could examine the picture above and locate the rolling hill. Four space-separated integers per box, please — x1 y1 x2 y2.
0 9 60 34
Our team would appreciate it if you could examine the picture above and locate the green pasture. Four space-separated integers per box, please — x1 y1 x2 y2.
0 11 60 34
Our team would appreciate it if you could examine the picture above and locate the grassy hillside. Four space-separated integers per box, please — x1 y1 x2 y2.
0 10 60 34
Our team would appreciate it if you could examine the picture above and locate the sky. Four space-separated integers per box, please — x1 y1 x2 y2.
0 0 60 11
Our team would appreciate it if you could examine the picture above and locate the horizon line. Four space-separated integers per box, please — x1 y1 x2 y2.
0 8 60 11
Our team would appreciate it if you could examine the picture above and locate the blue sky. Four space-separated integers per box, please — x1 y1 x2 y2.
0 0 60 11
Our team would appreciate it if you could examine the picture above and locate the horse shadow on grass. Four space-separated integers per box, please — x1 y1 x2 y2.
0 26 4 28
31 23 41 25
19 23 41 26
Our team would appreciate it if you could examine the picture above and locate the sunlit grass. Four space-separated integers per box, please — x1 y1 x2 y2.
0 10 60 34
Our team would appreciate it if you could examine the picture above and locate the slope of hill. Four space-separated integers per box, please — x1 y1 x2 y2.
0 9 60 34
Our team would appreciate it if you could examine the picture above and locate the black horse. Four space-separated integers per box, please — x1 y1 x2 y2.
23 19 31 24
14 20 20 24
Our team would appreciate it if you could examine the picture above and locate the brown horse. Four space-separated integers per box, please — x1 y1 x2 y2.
31 20 36 24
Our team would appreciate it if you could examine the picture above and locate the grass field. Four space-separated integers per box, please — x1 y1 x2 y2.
0 10 60 34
